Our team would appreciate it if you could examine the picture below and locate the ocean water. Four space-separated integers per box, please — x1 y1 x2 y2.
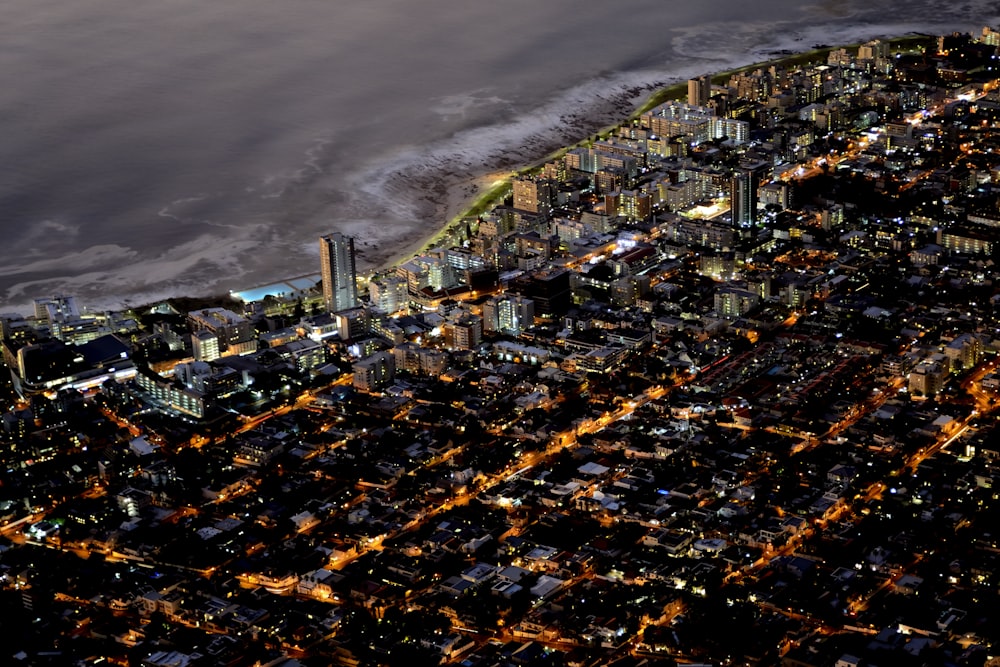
0 0 992 313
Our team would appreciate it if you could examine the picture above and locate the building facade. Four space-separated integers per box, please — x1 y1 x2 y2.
320 233 360 313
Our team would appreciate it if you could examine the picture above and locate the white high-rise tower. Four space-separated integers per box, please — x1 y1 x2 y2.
320 233 359 314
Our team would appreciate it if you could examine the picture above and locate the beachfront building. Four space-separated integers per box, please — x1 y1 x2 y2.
320 232 359 314
512 177 555 218
639 102 713 145
688 75 712 107
33 295 80 324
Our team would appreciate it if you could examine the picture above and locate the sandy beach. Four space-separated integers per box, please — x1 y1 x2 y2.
344 81 668 276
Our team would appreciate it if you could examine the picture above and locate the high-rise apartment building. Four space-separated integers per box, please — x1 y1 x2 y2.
981 26 1000 46
482 295 535 337
352 351 395 392
714 287 761 319
320 233 359 314
191 330 221 362
33 295 79 324
730 171 758 229
187 308 256 358
512 177 555 218
730 163 768 230
944 333 983 371
368 274 409 314
688 75 712 107
857 39 890 61
443 314 483 351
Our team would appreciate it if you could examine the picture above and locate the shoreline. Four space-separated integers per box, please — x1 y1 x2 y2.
368 32 933 278
53 33 935 318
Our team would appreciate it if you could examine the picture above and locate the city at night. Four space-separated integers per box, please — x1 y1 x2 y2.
3 12 1000 667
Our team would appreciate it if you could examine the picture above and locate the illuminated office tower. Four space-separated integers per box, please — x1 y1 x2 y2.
320 233 359 314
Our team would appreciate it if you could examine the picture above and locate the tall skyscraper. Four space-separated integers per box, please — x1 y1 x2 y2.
730 163 767 232
320 233 359 314
730 171 757 229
